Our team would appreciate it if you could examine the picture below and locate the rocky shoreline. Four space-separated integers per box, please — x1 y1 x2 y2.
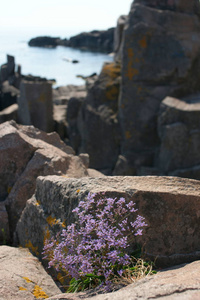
1 0 200 299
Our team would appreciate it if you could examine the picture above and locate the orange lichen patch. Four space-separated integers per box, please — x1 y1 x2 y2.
76 189 80 193
25 241 39 256
19 286 28 291
105 85 119 101
134 57 140 63
35 200 41 206
139 36 147 49
102 62 121 80
128 48 134 58
46 215 59 227
23 276 32 283
127 67 139 80
126 48 139 80
61 221 66 228
61 175 69 178
125 131 132 139
32 285 48 299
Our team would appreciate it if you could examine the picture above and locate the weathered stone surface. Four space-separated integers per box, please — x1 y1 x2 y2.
0 55 21 89
0 103 18 124
157 96 200 177
118 0 200 173
67 96 85 152
0 81 19 111
0 55 15 83
112 155 136 175
16 175 200 268
0 245 61 300
78 62 121 172
0 202 9 244
53 104 68 141
48 260 200 300
134 0 200 15
114 15 127 62
17 80 54 132
53 85 86 106
0 120 88 238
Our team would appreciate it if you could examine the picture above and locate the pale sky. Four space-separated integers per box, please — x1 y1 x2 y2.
1 0 133 36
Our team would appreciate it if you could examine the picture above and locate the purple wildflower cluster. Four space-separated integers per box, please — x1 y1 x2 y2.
43 193 147 288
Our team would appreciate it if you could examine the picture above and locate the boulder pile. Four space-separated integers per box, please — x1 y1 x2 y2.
0 120 89 243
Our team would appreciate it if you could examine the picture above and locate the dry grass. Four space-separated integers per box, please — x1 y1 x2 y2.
113 258 156 287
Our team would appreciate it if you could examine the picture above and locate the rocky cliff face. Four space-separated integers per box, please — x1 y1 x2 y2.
118 0 200 174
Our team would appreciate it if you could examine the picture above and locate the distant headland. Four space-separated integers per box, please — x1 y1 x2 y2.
28 28 115 53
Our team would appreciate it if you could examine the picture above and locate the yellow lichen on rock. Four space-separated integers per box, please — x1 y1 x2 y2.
46 215 59 226
22 276 32 283
32 285 49 299
126 48 139 80
105 85 119 101
139 36 147 48
19 286 28 291
102 62 121 80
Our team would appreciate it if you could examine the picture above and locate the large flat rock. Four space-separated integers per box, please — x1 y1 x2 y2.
16 175 200 268
0 245 60 300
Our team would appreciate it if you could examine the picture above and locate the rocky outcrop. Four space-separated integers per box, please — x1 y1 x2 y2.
67 28 114 53
114 15 127 62
0 120 88 241
53 84 87 143
0 54 21 89
134 0 200 14
77 62 121 173
0 80 20 111
53 85 87 105
16 175 200 268
157 96 200 178
17 80 54 133
48 260 200 299
62 0 200 178
28 28 115 53
0 246 61 300
118 0 200 174
28 36 61 48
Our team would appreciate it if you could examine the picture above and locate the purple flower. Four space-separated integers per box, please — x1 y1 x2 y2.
43 193 147 289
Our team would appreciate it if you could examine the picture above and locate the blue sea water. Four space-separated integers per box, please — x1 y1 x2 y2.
0 29 113 87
